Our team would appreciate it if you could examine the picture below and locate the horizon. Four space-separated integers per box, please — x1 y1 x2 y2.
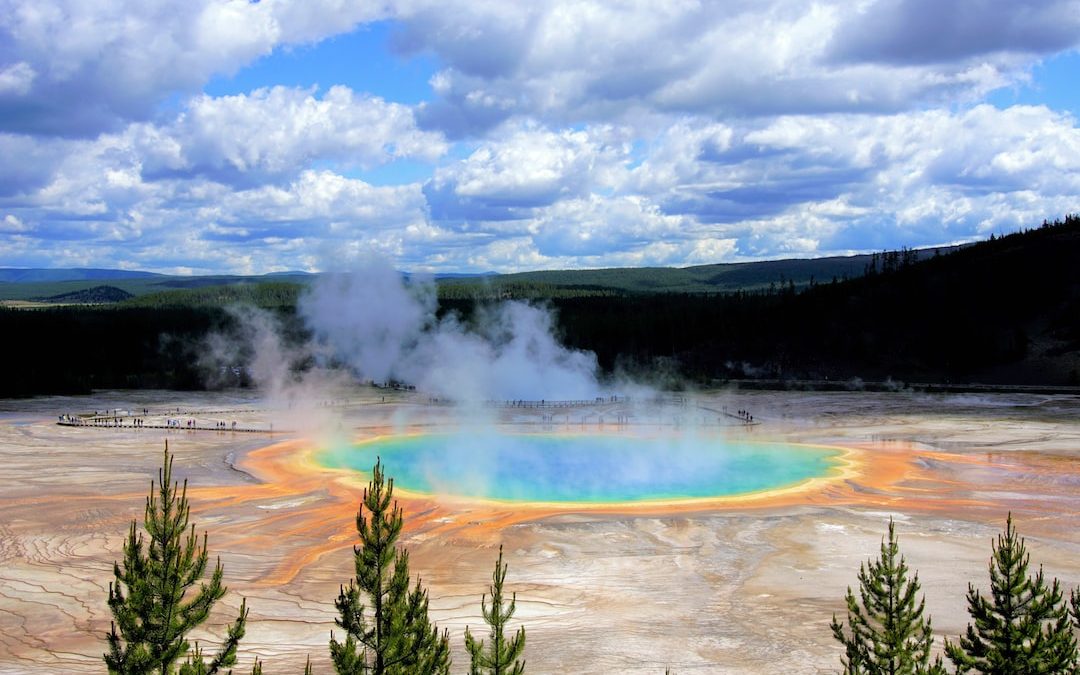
0 236 970 278
2 2 1079 275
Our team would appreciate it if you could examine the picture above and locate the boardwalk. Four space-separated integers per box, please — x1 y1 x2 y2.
56 413 286 434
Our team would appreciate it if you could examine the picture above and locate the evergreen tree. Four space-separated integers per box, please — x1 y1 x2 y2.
830 519 945 675
330 458 450 674
1071 588 1080 630
465 545 526 675
104 442 255 675
945 514 1077 674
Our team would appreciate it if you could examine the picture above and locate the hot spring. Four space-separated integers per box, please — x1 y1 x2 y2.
317 430 844 504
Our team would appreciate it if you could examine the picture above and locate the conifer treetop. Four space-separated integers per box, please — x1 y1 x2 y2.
466 545 526 675
945 513 1077 674
830 518 945 675
330 457 450 675
104 441 253 675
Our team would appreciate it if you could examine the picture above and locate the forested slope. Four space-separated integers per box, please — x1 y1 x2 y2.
2 216 1077 396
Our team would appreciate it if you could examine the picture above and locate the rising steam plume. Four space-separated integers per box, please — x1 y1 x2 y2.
297 259 603 402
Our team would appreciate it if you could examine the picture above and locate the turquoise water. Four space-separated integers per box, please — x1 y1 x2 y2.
318 432 842 504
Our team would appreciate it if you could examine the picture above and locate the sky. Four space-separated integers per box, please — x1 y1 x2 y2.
1 0 1079 275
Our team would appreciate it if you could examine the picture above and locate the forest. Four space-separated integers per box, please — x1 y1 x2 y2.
2 215 1078 397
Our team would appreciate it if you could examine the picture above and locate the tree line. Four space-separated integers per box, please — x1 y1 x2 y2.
4 214 1079 397
544 214 1080 385
106 443 1080 674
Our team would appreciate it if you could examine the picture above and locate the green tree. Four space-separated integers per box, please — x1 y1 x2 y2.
830 519 945 674
329 458 450 674
104 442 255 675
465 545 526 675
1072 588 1080 630
945 514 1077 674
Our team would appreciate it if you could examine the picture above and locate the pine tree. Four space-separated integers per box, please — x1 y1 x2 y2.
105 442 255 675
465 545 526 675
329 458 450 674
945 514 1077 674
830 519 945 675
1071 588 1080 630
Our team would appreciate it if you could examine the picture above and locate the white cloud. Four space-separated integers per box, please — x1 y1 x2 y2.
0 113 438 273
534 103 1080 259
0 214 30 233
530 194 686 257
425 123 630 222
452 125 622 196
0 0 389 136
0 133 69 196
0 62 35 95
216 170 427 229
397 0 1080 134
2 0 1080 274
829 0 1080 64
4 103 1080 273
141 86 446 181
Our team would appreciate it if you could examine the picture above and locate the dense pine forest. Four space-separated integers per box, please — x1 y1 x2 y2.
547 215 1080 386
2 215 1078 397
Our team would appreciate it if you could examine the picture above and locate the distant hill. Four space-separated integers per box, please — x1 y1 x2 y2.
121 282 302 309
436 247 959 298
0 246 961 303
154 273 313 290
1 216 1078 396
0 268 162 283
0 271 316 302
42 285 134 304
541 215 1080 386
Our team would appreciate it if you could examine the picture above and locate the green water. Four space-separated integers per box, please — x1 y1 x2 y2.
318 431 841 504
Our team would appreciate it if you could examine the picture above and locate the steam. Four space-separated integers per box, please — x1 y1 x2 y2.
296 259 434 386
199 304 349 438
298 259 603 402
193 257 762 503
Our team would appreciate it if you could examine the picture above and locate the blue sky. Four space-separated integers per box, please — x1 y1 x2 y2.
1 1 1079 274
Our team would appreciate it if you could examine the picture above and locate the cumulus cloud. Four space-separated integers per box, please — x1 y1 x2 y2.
829 0 1080 64
4 103 1080 273
0 124 436 273
0 0 389 136
530 195 686 257
0 214 30 233
425 123 629 222
393 0 1079 134
136 86 447 183
0 62 35 95
2 1 1080 273
210 170 428 234
0 133 70 196
719 105 1080 251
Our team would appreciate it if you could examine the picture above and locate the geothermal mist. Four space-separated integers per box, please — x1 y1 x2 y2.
199 304 351 437
196 259 770 505
298 260 603 402
199 256 618 447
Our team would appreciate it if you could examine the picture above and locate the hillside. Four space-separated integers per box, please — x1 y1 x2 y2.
0 216 1077 397
0 272 314 302
43 285 134 304
541 215 1080 386
0 248 958 302
436 248 957 298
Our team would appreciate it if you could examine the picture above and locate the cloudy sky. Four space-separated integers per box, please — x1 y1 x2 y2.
2 0 1079 274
